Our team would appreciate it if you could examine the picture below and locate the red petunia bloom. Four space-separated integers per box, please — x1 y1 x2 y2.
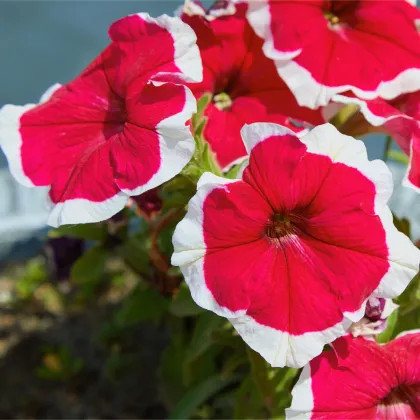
181 1 325 168
0 13 202 227
172 122 420 367
333 91 420 192
287 332 420 419
247 0 420 109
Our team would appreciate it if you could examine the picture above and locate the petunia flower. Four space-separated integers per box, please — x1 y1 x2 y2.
172 122 420 368
350 297 399 338
247 0 420 109
0 13 202 227
286 332 420 419
180 1 325 168
332 91 420 192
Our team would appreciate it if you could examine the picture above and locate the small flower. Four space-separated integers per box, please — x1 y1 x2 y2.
247 0 420 109
172 122 420 367
287 332 420 419
0 13 202 227
333 91 420 192
350 297 399 338
181 1 324 168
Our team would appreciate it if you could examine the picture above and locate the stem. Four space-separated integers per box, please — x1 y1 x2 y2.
382 135 393 162
148 208 184 274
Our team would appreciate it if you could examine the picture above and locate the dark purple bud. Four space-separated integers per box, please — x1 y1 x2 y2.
43 236 85 282
133 188 163 220
365 297 386 322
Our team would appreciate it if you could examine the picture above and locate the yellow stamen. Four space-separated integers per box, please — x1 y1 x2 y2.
213 92 233 111
324 11 340 26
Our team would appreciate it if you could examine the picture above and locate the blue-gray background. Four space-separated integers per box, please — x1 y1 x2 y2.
0 1 417 260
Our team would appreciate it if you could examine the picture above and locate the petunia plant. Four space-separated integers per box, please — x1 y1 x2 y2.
1 0 420 418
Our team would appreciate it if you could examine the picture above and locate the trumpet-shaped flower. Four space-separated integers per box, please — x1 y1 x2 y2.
172 122 420 367
0 13 202 226
287 332 420 419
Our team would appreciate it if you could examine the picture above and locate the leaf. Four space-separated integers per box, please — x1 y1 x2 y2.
159 333 188 409
248 348 274 410
114 286 169 327
192 92 212 131
392 213 411 238
168 374 241 420
170 283 204 317
15 258 47 299
211 329 243 349
117 235 150 275
225 159 248 179
395 271 420 307
70 245 108 284
186 312 225 362
222 353 249 377
234 377 266 420
49 223 107 242
377 309 399 343
247 348 298 418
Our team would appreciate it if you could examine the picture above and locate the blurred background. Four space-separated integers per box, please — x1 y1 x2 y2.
0 1 419 418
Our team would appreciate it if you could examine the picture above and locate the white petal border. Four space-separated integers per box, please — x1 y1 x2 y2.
135 12 203 84
285 364 313 419
0 83 61 188
231 314 354 368
47 192 129 228
171 172 246 319
118 85 196 197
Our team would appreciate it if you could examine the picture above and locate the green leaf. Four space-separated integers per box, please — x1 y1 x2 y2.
225 159 247 179
187 312 225 362
234 377 266 420
159 333 188 409
248 348 274 410
211 329 243 349
170 283 204 317
392 213 411 238
391 309 420 339
222 353 249 377
49 223 107 242
377 309 399 343
192 93 212 130
117 235 150 275
247 348 298 418
70 245 108 284
15 258 47 299
395 271 420 307
168 374 241 420
114 286 169 327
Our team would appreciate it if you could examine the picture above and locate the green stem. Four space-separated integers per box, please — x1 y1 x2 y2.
382 135 393 162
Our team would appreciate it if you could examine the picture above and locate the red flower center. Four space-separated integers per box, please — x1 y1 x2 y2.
265 212 305 246
102 96 127 140
378 384 420 417
323 1 359 28
213 91 233 111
